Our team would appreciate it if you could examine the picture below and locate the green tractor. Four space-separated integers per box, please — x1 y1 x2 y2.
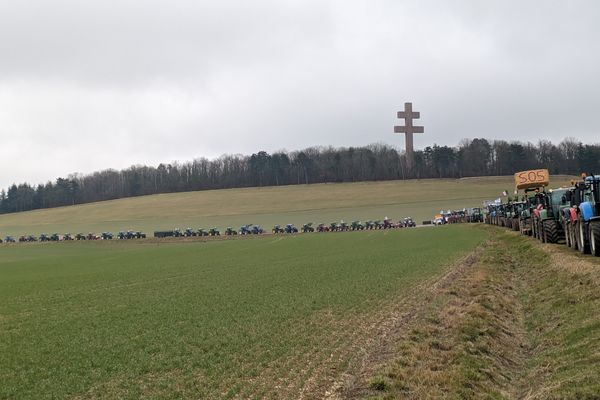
339 222 350 231
504 201 526 233
530 188 569 244
75 233 87 240
302 223 314 233
208 227 220 236
173 229 185 238
350 221 364 231
272 225 285 234
197 228 209 236
329 222 339 232
225 227 237 236
466 208 483 223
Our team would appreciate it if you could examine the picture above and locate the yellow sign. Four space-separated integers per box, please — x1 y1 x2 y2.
514 169 550 190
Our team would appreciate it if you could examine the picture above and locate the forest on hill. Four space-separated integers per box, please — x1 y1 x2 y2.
1 137 599 214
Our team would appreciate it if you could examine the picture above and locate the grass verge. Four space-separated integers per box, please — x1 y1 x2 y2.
350 228 600 399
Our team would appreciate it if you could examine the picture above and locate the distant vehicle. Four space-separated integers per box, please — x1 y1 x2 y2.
434 214 446 225
401 217 417 228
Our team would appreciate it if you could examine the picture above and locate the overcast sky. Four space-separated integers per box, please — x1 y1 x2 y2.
0 0 598 189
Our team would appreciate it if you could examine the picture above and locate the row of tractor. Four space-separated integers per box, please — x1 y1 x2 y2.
154 218 417 238
0 231 146 243
276 218 417 233
432 208 483 225
1 216 418 244
484 169 600 257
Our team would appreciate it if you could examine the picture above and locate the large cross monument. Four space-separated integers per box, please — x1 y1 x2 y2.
394 102 424 170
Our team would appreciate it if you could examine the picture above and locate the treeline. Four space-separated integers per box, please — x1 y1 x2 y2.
1 137 599 214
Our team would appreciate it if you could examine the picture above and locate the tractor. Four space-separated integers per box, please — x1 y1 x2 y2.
512 169 566 243
339 222 350 231
365 220 375 230
272 225 285 234
101 232 113 240
466 208 483 223
239 225 252 235
529 189 569 244
251 225 264 235
39 234 50 242
302 223 314 233
505 201 527 234
197 228 209 236
401 217 416 227
64 233 74 241
383 218 394 229
208 228 220 236
19 235 36 242
75 233 87 240
350 221 364 231
173 229 185 238
284 224 298 233
4 236 16 243
565 175 600 255
50 233 60 241
433 214 446 225
184 228 197 237
503 203 518 231
329 222 339 232
317 223 329 232
225 227 237 236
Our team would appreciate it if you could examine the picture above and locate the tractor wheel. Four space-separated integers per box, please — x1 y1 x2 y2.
567 221 578 250
572 223 579 250
542 220 559 244
513 219 520 232
589 222 600 257
577 219 590 254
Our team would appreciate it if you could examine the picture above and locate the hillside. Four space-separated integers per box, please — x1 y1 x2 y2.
0 176 575 237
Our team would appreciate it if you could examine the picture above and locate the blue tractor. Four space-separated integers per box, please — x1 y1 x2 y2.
571 175 600 256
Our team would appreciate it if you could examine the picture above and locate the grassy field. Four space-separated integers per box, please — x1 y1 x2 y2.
0 225 486 399
0 176 575 237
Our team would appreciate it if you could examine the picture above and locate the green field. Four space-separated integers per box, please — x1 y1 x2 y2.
0 176 575 237
0 226 485 399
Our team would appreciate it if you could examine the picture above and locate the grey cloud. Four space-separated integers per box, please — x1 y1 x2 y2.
0 0 599 189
